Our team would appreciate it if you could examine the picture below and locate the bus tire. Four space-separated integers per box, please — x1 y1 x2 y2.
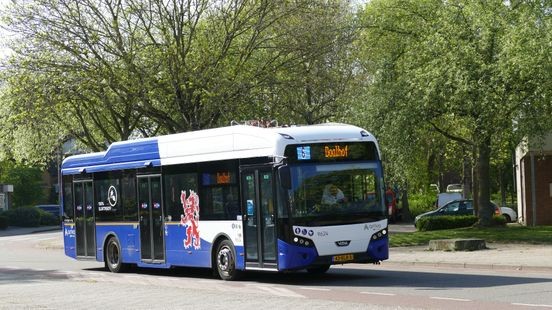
306 265 330 274
105 236 127 273
215 239 241 281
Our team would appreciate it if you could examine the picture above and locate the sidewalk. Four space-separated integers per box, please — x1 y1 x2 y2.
387 243 552 272
387 223 552 272
0 225 61 237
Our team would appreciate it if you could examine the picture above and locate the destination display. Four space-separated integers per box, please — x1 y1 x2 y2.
202 171 236 185
284 142 379 163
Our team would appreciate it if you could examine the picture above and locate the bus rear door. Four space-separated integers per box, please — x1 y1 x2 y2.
74 180 95 258
138 175 165 263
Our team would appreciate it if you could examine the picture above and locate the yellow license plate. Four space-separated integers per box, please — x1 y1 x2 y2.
332 254 354 262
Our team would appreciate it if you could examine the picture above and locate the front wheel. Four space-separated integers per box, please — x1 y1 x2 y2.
215 240 241 281
105 237 128 273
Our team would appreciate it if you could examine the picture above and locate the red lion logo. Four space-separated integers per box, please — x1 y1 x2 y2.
180 190 200 249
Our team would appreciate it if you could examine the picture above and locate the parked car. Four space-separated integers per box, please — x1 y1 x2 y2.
35 204 61 219
500 206 518 223
414 199 500 227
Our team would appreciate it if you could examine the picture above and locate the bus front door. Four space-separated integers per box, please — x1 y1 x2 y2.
241 168 276 269
138 175 165 263
74 180 95 258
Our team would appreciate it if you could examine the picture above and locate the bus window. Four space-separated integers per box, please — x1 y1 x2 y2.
164 172 198 222
62 175 73 220
94 172 123 222
122 171 137 221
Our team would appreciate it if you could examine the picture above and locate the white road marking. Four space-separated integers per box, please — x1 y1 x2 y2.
512 303 552 308
2 236 36 241
255 286 305 298
430 297 471 302
299 287 330 291
34 237 56 241
360 292 396 296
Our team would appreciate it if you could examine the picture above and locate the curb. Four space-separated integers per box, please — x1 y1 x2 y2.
383 261 552 273
0 226 61 237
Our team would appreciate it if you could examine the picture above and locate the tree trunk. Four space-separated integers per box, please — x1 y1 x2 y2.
462 150 472 198
400 183 413 223
472 145 479 214
499 166 506 207
476 138 493 226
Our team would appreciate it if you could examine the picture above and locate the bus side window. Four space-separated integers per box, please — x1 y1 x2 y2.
163 171 198 222
223 186 240 219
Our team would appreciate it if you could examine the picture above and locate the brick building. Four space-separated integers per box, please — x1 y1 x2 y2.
515 133 552 226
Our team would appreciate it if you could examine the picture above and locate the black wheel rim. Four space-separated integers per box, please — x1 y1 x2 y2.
217 245 233 276
108 241 119 269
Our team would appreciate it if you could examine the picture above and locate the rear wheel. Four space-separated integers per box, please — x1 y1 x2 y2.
306 265 330 274
215 240 241 281
503 214 511 223
105 237 127 273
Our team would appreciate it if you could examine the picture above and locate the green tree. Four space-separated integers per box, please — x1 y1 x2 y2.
358 0 552 226
254 1 359 125
0 161 46 207
1 0 359 166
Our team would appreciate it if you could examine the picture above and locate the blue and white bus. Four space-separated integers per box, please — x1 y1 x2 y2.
61 123 388 280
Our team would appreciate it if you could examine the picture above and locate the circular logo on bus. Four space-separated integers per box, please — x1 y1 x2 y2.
108 186 118 207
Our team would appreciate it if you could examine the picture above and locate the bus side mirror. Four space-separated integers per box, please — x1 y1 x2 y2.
278 165 291 190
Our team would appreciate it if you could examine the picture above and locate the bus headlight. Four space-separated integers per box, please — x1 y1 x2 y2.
293 236 314 248
371 228 388 241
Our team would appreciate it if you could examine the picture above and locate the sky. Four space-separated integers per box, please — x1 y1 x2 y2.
0 0 13 60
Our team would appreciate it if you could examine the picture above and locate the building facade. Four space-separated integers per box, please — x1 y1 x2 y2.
515 134 552 226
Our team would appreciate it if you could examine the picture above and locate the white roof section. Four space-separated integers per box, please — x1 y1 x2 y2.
158 123 378 166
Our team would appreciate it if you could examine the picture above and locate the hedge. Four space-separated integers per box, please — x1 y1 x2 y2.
416 215 507 231
408 194 437 218
3 206 42 227
37 210 59 226
0 214 8 230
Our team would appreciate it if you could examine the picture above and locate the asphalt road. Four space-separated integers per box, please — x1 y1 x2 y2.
1 231 552 309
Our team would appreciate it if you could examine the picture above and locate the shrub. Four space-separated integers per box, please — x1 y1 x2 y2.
408 193 437 217
416 215 478 231
4 206 41 227
493 215 507 226
416 215 508 231
37 209 59 226
0 214 8 229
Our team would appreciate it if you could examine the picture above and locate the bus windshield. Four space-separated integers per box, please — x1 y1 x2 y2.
288 162 385 225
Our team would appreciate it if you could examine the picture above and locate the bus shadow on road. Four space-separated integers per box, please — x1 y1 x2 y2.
0 267 72 284
84 265 552 290
289 267 552 290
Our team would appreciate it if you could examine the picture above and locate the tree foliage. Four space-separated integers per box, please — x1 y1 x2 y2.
1 0 551 228
358 0 552 225
0 0 359 165
0 161 46 207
